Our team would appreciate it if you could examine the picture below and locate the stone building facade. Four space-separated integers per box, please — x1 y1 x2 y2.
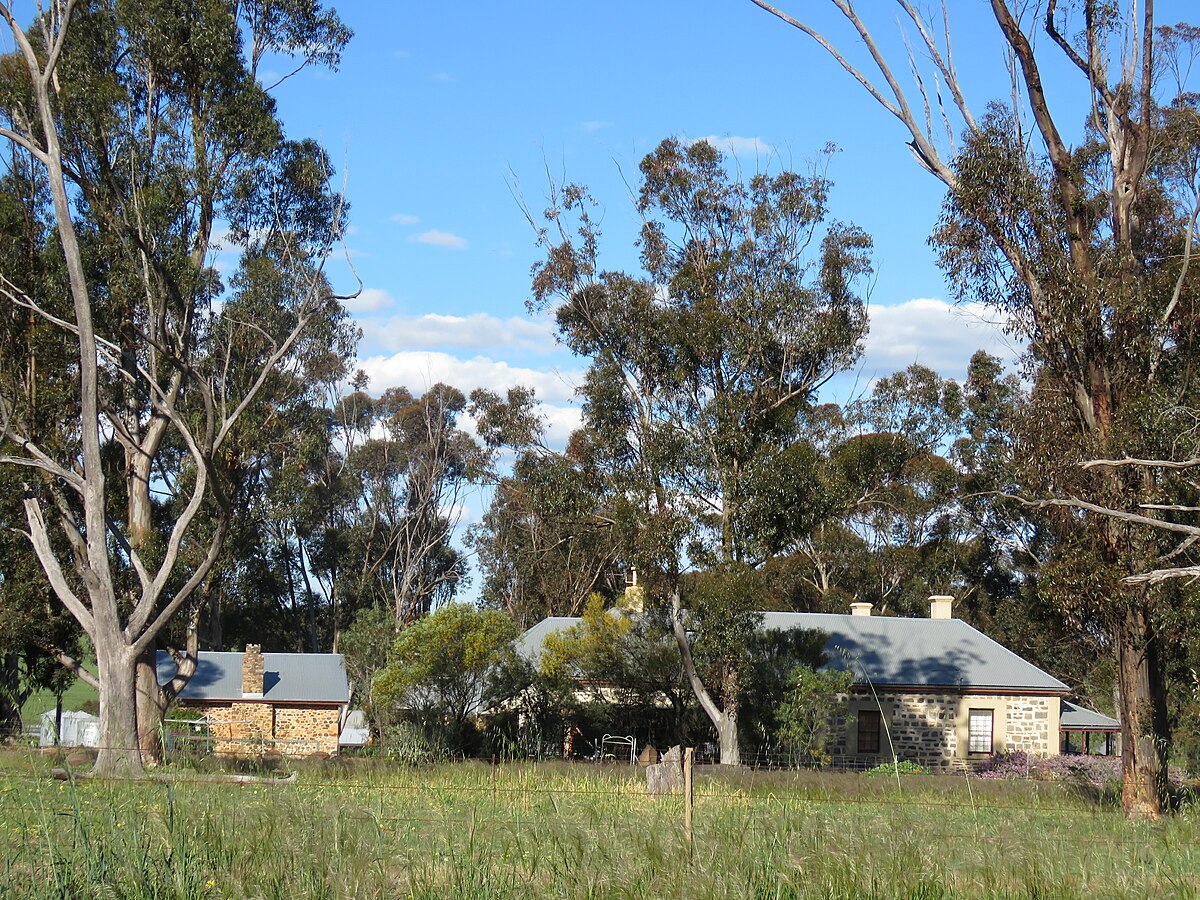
828 689 1060 771
161 644 350 758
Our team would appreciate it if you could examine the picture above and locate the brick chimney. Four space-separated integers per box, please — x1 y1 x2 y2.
929 595 954 620
241 644 264 697
850 602 873 617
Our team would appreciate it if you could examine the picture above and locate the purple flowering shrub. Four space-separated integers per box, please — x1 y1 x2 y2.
978 750 1187 790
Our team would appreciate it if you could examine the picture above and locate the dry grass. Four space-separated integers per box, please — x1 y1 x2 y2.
0 749 1196 898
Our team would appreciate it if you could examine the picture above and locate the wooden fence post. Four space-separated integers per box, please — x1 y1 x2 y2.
684 746 694 853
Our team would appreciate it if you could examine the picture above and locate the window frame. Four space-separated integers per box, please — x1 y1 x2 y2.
967 708 994 755
856 708 882 754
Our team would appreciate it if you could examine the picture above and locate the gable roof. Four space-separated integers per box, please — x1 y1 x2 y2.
759 612 1069 693
516 611 1069 694
156 650 350 705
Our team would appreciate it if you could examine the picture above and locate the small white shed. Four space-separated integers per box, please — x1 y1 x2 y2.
338 709 371 747
38 710 101 748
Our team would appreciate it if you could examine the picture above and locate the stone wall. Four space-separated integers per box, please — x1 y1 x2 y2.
273 706 340 755
1003 695 1057 756
185 702 341 757
203 702 274 756
827 691 1060 772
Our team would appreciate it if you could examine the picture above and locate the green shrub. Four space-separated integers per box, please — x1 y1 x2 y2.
864 759 924 777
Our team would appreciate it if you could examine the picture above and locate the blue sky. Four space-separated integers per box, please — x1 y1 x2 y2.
263 1 1096 442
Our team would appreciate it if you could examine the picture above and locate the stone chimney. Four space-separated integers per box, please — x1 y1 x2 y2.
929 595 954 620
241 644 264 697
850 602 873 617
618 568 645 614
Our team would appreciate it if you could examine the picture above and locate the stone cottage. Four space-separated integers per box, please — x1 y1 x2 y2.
764 598 1070 770
157 645 351 757
517 595 1118 771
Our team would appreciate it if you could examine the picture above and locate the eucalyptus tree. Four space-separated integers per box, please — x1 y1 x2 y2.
528 138 873 764
0 0 351 775
337 383 483 627
751 0 1200 816
469 386 622 628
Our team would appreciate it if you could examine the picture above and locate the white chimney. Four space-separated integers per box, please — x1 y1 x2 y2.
929 595 954 620
850 602 872 617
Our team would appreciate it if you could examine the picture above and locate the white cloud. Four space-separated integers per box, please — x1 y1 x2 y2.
688 134 775 157
412 229 468 249
430 72 456 83
542 404 583 447
361 312 557 353
343 287 396 315
356 351 582 405
580 120 612 133
859 298 1020 381
390 213 420 225
439 503 475 526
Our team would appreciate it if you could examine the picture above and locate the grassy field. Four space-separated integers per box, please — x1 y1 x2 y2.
19 670 100 728
0 750 1196 899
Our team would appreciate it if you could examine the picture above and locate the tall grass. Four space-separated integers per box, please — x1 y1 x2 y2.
0 750 1195 898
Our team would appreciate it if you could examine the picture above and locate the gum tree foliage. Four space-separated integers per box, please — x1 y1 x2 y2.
372 603 520 755
752 0 1200 816
332 382 484 627
783 364 968 617
537 594 693 747
0 0 351 775
180 329 357 656
469 386 622 628
527 138 873 764
207 378 480 663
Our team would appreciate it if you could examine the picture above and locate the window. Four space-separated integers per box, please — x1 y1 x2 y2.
857 709 881 754
968 708 994 754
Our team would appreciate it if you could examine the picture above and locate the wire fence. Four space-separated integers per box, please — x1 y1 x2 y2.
0 738 1188 808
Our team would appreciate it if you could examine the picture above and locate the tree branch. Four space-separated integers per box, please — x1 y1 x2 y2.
52 647 98 690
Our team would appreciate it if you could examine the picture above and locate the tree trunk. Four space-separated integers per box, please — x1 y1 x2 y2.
670 588 742 766
719 666 741 766
0 654 21 733
135 651 165 766
93 644 142 777
135 615 201 767
1116 602 1166 819
716 711 740 766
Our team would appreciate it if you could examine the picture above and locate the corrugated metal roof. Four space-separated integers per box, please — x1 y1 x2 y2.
759 612 1068 693
156 651 350 704
513 617 582 667
514 611 1068 693
1060 700 1120 730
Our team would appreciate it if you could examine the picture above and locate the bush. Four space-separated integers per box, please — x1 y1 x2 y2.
864 759 924 777
381 723 444 765
979 750 1188 791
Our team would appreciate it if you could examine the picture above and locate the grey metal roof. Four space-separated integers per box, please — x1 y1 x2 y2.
1060 700 1120 730
156 651 350 704
514 617 582 667
515 611 1069 693
759 612 1068 693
